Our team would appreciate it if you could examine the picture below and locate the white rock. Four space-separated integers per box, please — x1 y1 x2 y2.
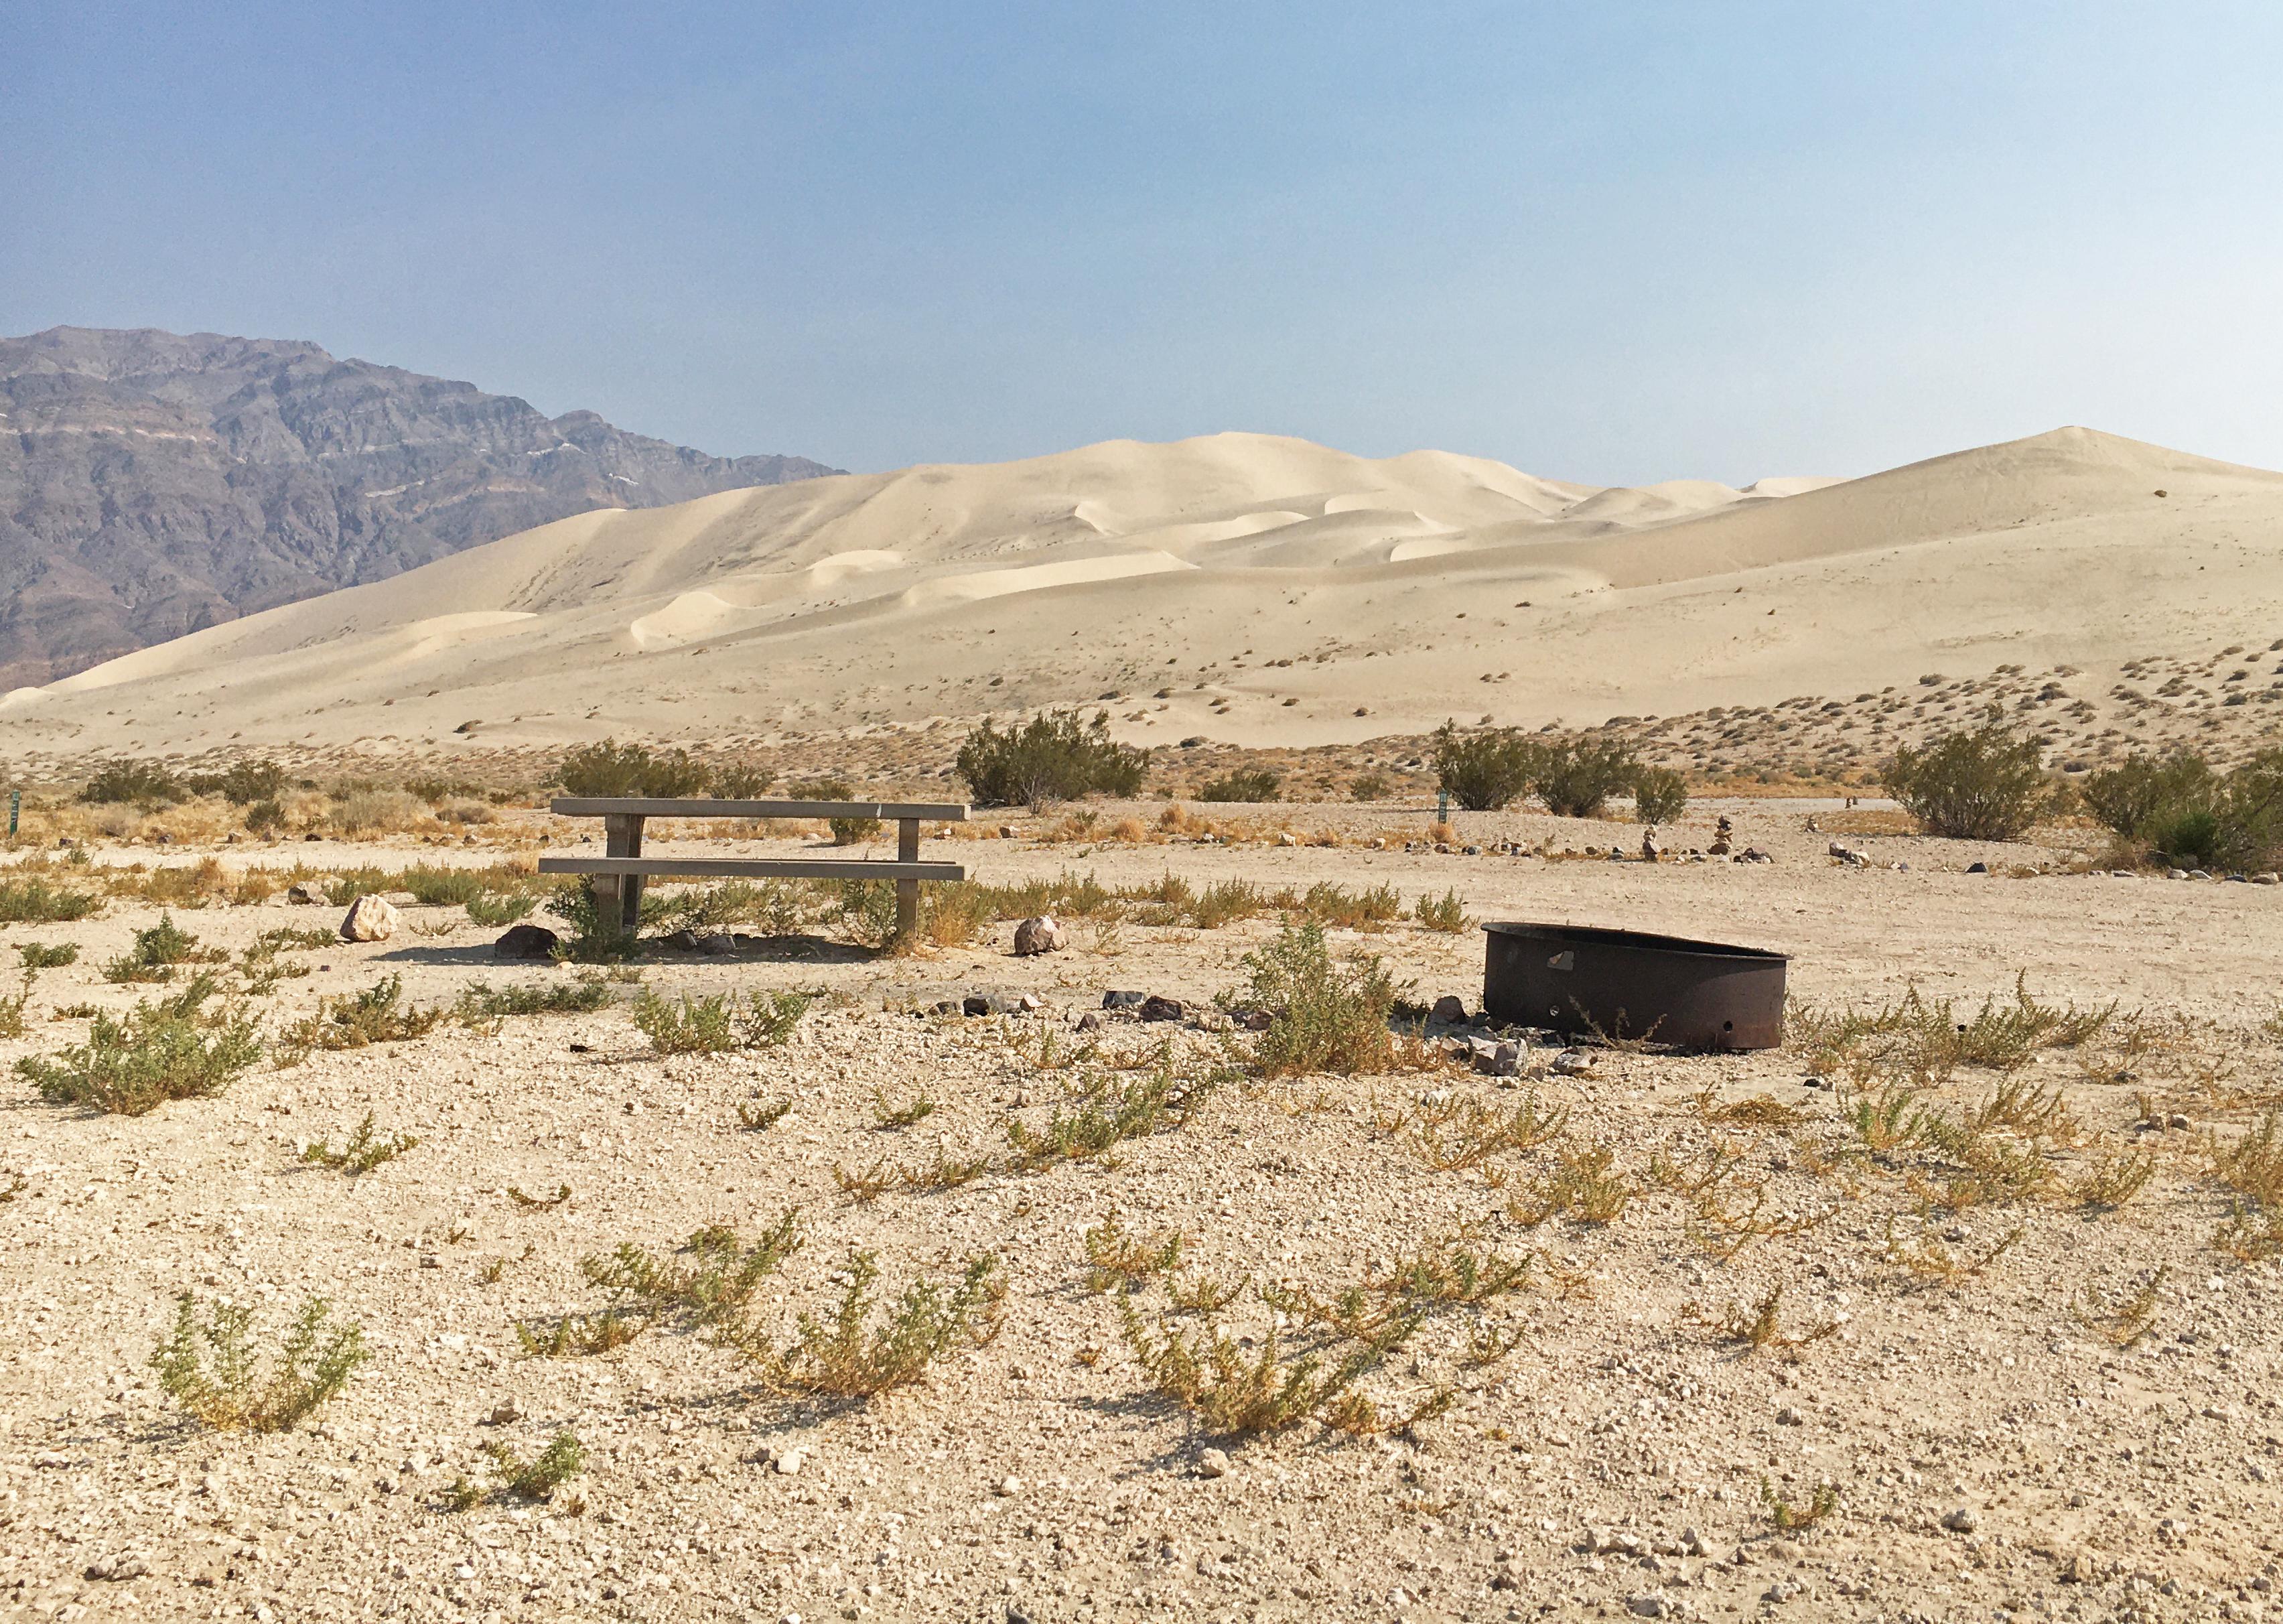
772 1448 805 1476
1197 1447 1231 1478
339 894 399 942
995 1474 1023 1496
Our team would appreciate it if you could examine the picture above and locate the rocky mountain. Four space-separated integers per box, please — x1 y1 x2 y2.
0 326 839 687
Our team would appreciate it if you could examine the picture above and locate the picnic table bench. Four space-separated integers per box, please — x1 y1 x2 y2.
539 797 971 939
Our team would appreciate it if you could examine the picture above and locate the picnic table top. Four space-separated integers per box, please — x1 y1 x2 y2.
549 797 971 821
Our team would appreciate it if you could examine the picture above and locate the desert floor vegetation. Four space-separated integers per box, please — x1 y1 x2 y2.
0 791 2279 1621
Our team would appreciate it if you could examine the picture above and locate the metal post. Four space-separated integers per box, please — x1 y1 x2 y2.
895 817 921 943
1436 789 1450 827
7 791 15 837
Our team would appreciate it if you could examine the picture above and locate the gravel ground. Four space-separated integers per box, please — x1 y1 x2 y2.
1 799 2279 1624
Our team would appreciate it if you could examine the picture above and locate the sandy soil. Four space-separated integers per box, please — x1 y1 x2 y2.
2 799 2280 1624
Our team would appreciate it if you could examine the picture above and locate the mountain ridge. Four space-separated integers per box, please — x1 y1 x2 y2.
0 325 840 685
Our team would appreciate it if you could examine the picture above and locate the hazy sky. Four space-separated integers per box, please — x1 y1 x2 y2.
8 3 2282 484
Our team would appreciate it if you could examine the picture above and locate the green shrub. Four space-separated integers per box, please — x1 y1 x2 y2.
712 764 776 799
80 760 185 807
102 912 208 984
1413 889 1469 933
559 738 711 797
152 1292 366 1432
1431 723 1539 811
455 976 612 1021
545 878 643 961
466 890 539 927
792 779 880 844
2082 748 2283 870
0 876 100 924
1531 736 1641 817
957 708 1150 809
17 975 261 1114
1350 770 1392 802
631 989 810 1053
279 974 445 1058
747 1249 1004 1398
243 798 288 835
186 760 289 805
18 942 78 970
1197 768 1282 803
1232 921 1404 1077
1884 718 2056 841
2081 751 2218 840
1631 765 1689 824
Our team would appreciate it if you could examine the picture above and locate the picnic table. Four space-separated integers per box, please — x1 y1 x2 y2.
539 797 971 940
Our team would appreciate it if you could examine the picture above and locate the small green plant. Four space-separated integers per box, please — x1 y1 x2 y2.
630 988 809 1053
1083 1212 1185 1292
279 973 444 1058
2068 1149 2158 1211
1759 1476 1838 1531
1232 922 1405 1078
301 1113 419 1174
580 1213 804 1336
872 1089 937 1129
1708 1284 1836 1353
151 1292 366 1432
1412 888 1468 933
1405 1093 1568 1172
1506 1142 1633 1226
2077 1268 2166 1347
748 1249 1004 1398
957 708 1150 811
516 1308 642 1358
544 877 642 962
0 876 99 925
17 942 78 969
466 890 539 927
737 1096 793 1131
508 1183 573 1210
101 912 210 983
1005 1048 1218 1170
1117 1296 1443 1436
455 975 612 1022
17 975 261 1114
1197 768 1282 803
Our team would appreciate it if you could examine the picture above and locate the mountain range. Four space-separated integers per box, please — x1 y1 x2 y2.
0 326 838 686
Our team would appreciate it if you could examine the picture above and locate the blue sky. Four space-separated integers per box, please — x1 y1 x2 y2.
7 3 2282 483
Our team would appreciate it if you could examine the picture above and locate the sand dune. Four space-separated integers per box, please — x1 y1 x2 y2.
8 425 2280 762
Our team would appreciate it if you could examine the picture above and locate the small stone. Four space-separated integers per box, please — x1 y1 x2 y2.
1012 916 1066 956
339 894 399 941
995 1474 1022 1497
1196 1447 1231 1478
1075 1012 1102 1033
1942 1506 1979 1533
2167 1113 2190 1130
1138 995 1185 1023
285 880 326 905
494 923 560 961
772 1448 805 1476
1775 1406 1802 1426
487 1399 521 1426
696 932 736 957
1102 990 1148 1010
1430 994 1469 1024
1551 1048 1596 1076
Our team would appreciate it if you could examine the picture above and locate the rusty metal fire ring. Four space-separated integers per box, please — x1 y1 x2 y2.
1481 921 1789 1051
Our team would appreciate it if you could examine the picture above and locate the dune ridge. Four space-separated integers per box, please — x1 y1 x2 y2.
6 425 2279 762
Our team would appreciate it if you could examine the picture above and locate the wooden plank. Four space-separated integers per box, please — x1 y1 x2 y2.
551 797 969 822
602 813 646 933
537 856 967 882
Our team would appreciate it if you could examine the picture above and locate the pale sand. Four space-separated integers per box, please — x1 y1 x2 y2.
5 425 2279 760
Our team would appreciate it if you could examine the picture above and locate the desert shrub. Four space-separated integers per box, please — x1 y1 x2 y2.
957 709 1150 810
1631 765 1689 824
1531 736 1641 817
559 738 710 797
545 878 644 961
747 1250 1004 1398
920 881 995 947
1413 888 1469 933
2085 748 2283 870
834 878 902 948
1431 723 1538 811
0 876 99 924
793 779 880 844
185 760 289 805
243 798 288 835
631 988 809 1053
399 864 490 906
152 1292 366 1432
18 942 78 969
712 763 776 799
16 975 261 1113
322 867 393 907
331 789 430 835
1232 921 1404 1077
102 912 210 983
1885 718 2056 841
455 975 612 1021
652 878 813 935
1197 768 1282 803
278 974 445 1057
1350 770 1392 802
80 760 185 807
1300 882 1403 931
2081 751 2217 841
466 890 539 926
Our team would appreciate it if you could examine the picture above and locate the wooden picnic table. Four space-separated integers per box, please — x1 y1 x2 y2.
539 797 971 940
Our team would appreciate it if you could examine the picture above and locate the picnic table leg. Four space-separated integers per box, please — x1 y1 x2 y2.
604 814 646 935
896 817 920 942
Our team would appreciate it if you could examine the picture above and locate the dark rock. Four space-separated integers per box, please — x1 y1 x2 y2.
696 933 736 957
1966 861 1989 874
1103 990 1148 1010
1430 994 1468 1024
494 923 560 961
1139 995 1186 1022
663 928 701 951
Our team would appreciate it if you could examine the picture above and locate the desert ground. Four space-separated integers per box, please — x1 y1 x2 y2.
1 795 2280 1624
